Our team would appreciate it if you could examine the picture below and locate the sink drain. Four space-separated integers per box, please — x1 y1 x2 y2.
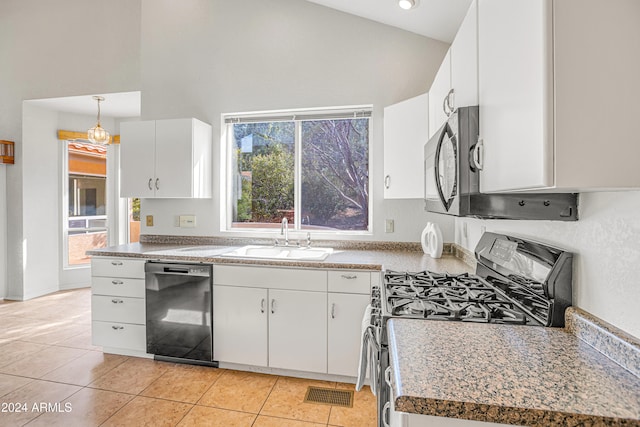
303 386 354 408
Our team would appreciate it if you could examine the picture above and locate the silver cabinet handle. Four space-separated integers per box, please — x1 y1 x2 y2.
111 261 123 266
443 88 455 117
155 178 160 190
111 325 124 330
384 175 390 189
385 366 392 387
341 274 358 280
148 178 153 190
111 299 124 304
271 299 276 314
111 280 124 285
261 298 265 313
331 303 336 319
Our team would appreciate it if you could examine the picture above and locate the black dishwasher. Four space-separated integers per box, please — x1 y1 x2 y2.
145 262 217 366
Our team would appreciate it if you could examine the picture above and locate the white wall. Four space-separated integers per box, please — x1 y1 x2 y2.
0 0 141 299
0 166 6 297
12 105 119 299
136 0 453 243
456 191 640 339
17 105 61 299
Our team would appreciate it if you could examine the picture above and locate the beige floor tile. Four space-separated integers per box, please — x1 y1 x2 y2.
25 387 134 427
88 357 170 394
0 379 81 425
0 345 88 378
52 330 102 350
254 415 328 427
101 395 192 427
21 322 90 345
329 384 377 427
141 363 223 403
260 376 336 424
41 350 128 386
177 405 256 427
0 373 33 397
198 369 277 414
0 340 49 368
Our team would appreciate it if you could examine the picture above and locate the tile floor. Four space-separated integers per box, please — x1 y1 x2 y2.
0 288 377 426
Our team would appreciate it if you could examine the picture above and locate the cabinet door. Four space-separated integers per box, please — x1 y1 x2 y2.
428 51 451 139
213 285 268 367
383 93 428 199
327 293 369 376
154 119 195 197
450 0 478 109
268 289 327 373
478 0 553 192
120 121 156 198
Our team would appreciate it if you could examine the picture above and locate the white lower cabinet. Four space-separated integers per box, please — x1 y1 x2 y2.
327 292 369 376
213 285 268 367
213 285 327 373
90 257 147 355
268 289 327 373
213 265 374 377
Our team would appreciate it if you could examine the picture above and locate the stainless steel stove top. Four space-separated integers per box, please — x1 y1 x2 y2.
383 271 538 325
378 232 574 328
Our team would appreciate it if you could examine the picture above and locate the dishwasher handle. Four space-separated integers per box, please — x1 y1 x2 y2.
145 262 211 277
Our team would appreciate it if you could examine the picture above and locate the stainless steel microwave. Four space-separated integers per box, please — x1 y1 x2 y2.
424 106 480 216
424 106 578 220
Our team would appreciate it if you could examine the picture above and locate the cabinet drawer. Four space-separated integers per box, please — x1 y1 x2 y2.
92 277 145 298
92 321 146 352
328 271 371 294
91 258 146 279
92 295 145 324
213 265 327 292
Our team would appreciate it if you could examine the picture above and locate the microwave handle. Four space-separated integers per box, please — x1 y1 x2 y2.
434 124 454 211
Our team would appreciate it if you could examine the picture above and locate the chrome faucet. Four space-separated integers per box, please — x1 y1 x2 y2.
280 217 289 246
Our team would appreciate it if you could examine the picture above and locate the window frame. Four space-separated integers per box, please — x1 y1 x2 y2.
220 105 373 236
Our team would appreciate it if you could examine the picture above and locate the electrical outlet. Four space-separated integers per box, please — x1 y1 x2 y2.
385 219 394 233
146 215 154 227
179 215 196 228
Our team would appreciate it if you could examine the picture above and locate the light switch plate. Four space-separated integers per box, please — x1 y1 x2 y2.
385 219 394 233
179 215 196 228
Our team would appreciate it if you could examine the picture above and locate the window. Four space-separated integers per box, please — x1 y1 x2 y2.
224 107 371 233
64 141 108 266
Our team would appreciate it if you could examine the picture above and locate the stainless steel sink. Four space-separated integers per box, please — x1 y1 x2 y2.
220 245 333 261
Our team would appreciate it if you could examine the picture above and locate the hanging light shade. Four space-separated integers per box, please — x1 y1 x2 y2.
88 96 110 145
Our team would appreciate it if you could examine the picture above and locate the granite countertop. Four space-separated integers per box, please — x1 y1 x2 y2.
86 240 473 273
387 317 640 426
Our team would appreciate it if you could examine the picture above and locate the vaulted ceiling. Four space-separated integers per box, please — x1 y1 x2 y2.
305 0 472 43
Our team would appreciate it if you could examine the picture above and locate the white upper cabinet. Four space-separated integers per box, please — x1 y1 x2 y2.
383 93 429 199
428 51 451 139
428 0 479 139
120 118 212 198
450 0 478 110
478 0 640 192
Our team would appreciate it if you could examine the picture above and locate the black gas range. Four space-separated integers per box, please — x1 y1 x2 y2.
370 232 573 426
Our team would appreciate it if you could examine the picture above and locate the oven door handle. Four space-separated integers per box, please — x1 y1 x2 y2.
382 402 391 427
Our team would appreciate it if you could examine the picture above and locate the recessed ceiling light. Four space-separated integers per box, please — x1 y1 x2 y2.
398 0 416 10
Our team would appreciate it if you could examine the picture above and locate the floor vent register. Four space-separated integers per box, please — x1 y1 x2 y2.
303 386 354 408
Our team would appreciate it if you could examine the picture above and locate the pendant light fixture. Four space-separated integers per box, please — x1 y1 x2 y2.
87 95 110 145
398 0 416 10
